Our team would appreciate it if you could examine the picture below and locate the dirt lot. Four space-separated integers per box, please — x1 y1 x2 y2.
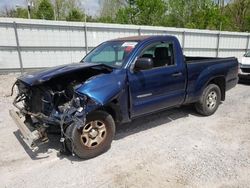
0 74 249 188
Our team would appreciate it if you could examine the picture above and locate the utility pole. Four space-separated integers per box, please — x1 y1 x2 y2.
52 0 57 20
27 0 33 19
217 0 225 31
27 4 31 19
128 0 135 24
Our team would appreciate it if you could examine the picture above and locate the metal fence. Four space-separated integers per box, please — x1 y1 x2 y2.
0 17 249 73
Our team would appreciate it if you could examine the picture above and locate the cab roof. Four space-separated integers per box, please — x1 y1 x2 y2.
109 35 169 42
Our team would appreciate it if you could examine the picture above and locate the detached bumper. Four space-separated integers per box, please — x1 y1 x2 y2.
9 110 41 151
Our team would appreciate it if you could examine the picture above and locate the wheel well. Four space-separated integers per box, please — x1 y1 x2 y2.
97 101 122 124
208 77 226 101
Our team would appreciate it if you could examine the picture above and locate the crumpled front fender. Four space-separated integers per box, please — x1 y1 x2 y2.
75 70 127 106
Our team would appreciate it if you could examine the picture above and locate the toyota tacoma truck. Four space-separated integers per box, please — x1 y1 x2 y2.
10 35 239 159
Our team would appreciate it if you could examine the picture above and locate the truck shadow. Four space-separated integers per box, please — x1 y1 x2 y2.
13 105 199 161
115 105 197 140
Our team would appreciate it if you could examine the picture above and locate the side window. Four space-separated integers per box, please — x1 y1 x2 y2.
140 42 175 68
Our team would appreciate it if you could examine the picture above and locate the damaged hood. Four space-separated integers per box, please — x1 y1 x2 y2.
18 62 101 86
76 70 127 105
17 62 127 107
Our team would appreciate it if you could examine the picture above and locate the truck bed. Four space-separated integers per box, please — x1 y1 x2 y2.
185 56 234 64
184 56 238 104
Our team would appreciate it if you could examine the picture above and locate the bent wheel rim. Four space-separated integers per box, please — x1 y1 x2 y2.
80 120 107 149
206 90 217 110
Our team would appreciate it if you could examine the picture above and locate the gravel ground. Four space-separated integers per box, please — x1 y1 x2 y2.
0 74 249 188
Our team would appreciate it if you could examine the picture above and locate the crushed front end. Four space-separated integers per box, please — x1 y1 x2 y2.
10 80 95 152
9 61 126 159
9 63 113 153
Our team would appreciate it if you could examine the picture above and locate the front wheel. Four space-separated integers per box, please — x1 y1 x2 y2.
70 111 115 159
195 84 221 116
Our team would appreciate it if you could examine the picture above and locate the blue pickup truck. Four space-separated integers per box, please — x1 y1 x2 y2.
10 35 238 159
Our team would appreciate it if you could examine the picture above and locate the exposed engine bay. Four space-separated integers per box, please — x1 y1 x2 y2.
12 64 112 150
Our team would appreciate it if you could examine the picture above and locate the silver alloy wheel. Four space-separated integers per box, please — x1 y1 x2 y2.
206 91 217 110
80 120 107 148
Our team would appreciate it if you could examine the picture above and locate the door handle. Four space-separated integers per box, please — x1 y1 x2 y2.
172 72 183 77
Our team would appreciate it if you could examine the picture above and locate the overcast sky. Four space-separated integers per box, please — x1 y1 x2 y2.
0 0 101 16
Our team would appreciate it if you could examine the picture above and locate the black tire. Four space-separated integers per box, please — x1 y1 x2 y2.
71 111 115 159
195 84 221 116
65 123 75 153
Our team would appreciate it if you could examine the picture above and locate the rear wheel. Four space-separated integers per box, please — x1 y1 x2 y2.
195 84 221 116
70 111 115 159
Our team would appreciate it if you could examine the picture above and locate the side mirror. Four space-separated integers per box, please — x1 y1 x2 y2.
134 57 153 71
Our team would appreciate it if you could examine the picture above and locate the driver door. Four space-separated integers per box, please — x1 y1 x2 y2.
128 40 186 118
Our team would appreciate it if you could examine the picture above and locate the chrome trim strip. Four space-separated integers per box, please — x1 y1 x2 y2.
137 93 152 98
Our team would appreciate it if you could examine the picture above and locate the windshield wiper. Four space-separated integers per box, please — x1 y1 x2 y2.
100 64 116 71
80 60 116 70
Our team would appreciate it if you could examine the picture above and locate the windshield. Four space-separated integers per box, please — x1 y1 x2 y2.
245 51 250 57
82 41 138 68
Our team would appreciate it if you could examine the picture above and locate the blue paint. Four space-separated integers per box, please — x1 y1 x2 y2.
76 69 127 105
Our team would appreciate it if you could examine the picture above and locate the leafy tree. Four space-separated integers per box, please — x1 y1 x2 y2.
54 0 67 20
66 8 84 21
189 0 225 30
1 0 250 32
224 0 250 31
100 0 124 19
115 0 167 26
97 0 126 23
66 0 81 10
36 0 54 20
166 0 225 30
14 7 28 18
1 7 27 18
52 0 81 20
97 15 116 23
115 7 135 24
247 15 250 31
